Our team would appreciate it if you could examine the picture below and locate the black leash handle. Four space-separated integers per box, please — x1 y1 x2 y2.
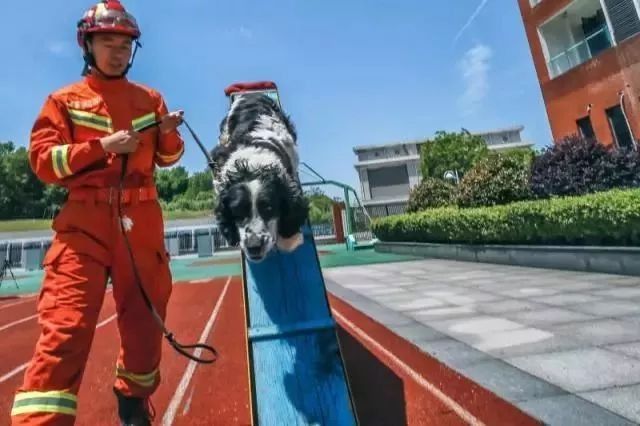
117 117 219 365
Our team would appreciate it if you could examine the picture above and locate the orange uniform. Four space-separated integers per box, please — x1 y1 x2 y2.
11 73 184 425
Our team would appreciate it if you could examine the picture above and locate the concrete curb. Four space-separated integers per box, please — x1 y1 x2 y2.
375 242 640 277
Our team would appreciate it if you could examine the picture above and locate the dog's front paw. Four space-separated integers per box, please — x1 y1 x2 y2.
277 232 303 253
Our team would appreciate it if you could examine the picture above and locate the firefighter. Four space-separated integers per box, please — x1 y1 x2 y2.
11 1 184 424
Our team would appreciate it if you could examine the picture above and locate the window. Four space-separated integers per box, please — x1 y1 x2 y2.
576 116 596 139
603 0 640 42
367 166 410 199
539 0 614 78
606 105 635 149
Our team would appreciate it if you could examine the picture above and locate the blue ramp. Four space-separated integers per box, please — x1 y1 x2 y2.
242 224 358 425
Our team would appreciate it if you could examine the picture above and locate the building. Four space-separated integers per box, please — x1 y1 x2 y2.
353 126 533 217
518 0 640 149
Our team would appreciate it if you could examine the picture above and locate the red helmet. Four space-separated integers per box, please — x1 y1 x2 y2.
77 1 141 48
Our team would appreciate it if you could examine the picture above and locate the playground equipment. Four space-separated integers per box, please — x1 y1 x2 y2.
299 162 378 251
225 81 359 425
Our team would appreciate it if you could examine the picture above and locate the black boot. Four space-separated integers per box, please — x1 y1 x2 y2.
114 388 155 426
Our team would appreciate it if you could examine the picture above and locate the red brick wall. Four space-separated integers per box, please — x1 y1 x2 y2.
518 0 640 147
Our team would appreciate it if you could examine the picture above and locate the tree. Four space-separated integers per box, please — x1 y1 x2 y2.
154 166 189 202
420 130 489 180
304 187 334 223
0 142 50 219
185 170 213 198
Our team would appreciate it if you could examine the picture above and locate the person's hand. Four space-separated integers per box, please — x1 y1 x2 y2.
159 110 184 134
99 130 140 154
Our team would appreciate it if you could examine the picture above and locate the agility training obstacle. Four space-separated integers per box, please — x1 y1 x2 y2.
241 223 358 425
225 81 358 425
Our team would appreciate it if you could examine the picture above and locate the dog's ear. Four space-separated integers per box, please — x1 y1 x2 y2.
214 185 240 246
278 176 309 238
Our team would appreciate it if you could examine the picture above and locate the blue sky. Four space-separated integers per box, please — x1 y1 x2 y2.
1 0 551 192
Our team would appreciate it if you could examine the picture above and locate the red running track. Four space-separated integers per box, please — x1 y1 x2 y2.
0 277 541 425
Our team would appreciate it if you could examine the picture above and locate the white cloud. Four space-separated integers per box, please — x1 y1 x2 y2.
453 0 489 44
458 43 493 116
47 41 73 57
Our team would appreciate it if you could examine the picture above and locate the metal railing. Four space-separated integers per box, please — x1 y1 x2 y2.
547 26 613 78
1 222 337 271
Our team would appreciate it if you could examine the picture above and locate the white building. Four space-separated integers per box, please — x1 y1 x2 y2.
353 126 533 217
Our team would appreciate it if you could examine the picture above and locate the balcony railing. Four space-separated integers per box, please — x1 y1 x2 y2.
547 26 613 78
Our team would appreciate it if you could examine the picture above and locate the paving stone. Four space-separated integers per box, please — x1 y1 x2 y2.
569 300 640 317
518 394 637 426
496 287 562 298
532 293 603 306
386 322 446 345
415 338 491 369
502 307 595 326
580 384 640 424
469 327 555 352
551 319 640 346
605 342 640 360
484 333 587 359
412 306 479 322
591 287 640 299
365 287 407 296
385 298 446 312
455 359 565 402
507 348 640 392
474 299 548 314
545 282 611 292
427 315 523 337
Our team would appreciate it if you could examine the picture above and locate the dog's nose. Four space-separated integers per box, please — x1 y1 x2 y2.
246 232 263 248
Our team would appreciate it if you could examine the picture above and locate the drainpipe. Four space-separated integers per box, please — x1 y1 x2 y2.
619 88 638 151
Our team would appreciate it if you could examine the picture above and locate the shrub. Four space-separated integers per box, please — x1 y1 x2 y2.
407 177 456 212
372 188 640 246
530 135 640 198
456 150 533 208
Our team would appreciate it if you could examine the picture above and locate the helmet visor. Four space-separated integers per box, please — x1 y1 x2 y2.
90 7 139 36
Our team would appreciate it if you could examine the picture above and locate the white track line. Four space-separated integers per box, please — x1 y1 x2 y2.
331 308 485 426
0 314 38 332
0 289 113 333
0 288 112 312
0 297 36 311
0 313 117 383
162 276 232 426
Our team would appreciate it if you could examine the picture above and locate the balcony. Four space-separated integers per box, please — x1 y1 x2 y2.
539 0 614 78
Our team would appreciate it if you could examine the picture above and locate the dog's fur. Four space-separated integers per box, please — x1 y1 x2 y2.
210 93 308 261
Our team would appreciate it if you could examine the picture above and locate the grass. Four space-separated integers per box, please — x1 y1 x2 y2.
0 219 52 233
0 210 212 233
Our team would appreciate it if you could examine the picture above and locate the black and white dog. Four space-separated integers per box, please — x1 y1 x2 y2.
210 93 309 262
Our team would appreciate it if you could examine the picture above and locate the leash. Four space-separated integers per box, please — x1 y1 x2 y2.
118 118 218 364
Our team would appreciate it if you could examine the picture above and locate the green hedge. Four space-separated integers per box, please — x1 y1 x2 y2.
373 188 640 246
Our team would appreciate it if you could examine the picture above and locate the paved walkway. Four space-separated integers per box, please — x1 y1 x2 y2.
324 259 640 425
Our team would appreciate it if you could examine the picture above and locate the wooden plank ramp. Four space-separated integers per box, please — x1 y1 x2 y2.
241 224 359 425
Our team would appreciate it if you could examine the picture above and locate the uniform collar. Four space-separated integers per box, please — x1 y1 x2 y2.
84 71 129 92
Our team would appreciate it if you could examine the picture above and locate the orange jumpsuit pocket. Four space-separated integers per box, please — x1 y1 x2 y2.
38 235 110 312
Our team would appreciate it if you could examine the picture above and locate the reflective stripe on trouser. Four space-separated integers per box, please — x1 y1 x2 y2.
116 366 159 388
12 391 77 416
11 200 172 425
